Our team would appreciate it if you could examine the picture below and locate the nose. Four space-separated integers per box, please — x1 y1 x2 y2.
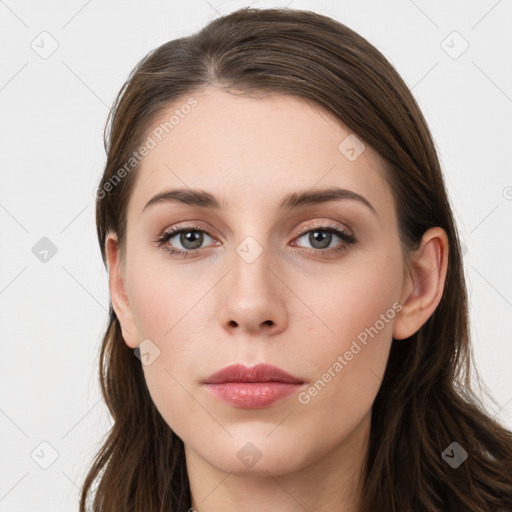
218 244 288 337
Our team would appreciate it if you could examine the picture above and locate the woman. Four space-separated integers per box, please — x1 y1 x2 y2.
82 7 512 511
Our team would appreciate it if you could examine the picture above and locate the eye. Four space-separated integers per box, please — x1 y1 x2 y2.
154 224 217 256
292 223 356 255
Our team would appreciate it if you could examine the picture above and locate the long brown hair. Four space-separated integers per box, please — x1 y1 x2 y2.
83 7 512 511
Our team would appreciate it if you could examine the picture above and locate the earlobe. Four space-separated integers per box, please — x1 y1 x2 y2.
392 227 449 340
105 234 139 348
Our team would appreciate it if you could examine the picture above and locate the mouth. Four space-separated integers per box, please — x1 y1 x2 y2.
202 363 306 409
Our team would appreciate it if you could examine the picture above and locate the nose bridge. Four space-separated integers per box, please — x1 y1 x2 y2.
235 232 267 267
228 204 275 277
230 230 275 297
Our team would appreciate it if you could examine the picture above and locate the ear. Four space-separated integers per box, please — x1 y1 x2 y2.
393 227 449 340
105 233 139 348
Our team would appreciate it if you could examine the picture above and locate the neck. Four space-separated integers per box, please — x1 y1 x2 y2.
186 410 371 512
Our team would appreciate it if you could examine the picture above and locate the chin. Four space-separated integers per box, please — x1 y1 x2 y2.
190 437 313 477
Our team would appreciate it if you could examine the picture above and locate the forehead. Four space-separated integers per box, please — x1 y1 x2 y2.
126 86 393 220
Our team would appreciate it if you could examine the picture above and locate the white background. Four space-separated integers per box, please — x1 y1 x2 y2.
0 0 511 510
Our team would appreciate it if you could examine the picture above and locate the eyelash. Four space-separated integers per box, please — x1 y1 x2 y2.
153 222 356 258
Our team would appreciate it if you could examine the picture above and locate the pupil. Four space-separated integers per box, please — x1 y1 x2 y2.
310 230 331 249
181 231 203 250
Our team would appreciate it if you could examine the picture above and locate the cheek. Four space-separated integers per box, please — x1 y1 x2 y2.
294 243 403 410
126 244 203 339
127 263 211 376
299 241 403 346
124 249 215 429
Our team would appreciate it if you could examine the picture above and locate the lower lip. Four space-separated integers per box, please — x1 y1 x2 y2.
203 382 303 409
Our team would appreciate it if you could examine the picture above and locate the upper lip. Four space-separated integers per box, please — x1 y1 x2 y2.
202 363 305 384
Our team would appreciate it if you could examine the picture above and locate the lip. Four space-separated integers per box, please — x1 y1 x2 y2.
202 364 305 409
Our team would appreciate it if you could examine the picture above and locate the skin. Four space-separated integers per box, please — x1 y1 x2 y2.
105 86 449 511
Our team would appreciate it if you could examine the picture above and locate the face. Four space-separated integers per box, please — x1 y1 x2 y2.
109 86 412 477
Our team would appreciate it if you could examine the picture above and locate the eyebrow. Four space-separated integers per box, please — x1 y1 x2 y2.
141 186 377 216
